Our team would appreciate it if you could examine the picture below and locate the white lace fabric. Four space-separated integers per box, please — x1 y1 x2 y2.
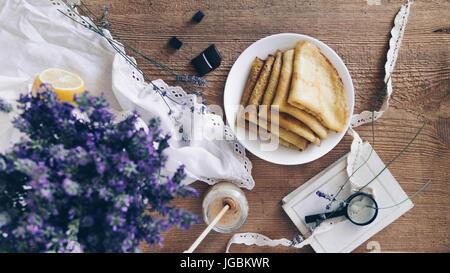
0 0 254 189
111 55 255 188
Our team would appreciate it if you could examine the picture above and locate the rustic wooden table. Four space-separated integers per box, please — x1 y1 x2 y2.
88 0 449 253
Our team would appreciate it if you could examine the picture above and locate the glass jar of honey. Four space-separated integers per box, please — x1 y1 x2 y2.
202 182 249 233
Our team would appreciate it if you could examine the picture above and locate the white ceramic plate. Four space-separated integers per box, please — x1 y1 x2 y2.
223 33 354 165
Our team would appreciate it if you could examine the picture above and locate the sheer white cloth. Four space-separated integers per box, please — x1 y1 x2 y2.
0 0 254 189
226 0 412 252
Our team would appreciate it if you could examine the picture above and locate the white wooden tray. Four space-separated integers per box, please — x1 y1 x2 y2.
282 143 413 253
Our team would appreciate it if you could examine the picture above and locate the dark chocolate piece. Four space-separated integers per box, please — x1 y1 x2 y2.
192 10 205 23
169 36 183 50
190 44 222 76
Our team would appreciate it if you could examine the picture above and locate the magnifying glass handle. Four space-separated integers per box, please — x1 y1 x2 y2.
305 209 346 224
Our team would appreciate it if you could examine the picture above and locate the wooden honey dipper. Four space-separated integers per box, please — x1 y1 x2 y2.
184 198 236 253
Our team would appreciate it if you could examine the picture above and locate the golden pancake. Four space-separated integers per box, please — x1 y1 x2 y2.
238 120 303 151
271 49 329 139
261 50 282 106
246 55 275 123
288 40 349 132
260 110 320 146
256 118 308 151
236 57 264 123
237 56 308 151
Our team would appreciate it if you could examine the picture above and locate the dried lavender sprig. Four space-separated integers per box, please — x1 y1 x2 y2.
312 72 430 226
107 28 177 77
317 179 431 211
315 190 334 202
107 25 209 92
76 0 207 91
77 0 101 22
315 119 429 216
95 7 208 94
0 98 13 113
73 2 174 75
375 179 431 209
359 120 429 191
176 75 207 87
63 1 209 109
99 6 108 22
316 191 344 210
57 3 177 112
330 75 392 204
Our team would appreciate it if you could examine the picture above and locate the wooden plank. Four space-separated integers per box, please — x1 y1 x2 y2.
85 0 450 253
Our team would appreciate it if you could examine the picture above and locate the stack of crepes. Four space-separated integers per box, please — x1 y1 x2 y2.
236 40 350 151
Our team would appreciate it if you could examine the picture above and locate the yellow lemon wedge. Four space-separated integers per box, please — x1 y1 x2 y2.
32 68 85 103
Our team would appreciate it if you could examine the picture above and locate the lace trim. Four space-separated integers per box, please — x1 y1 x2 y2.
349 0 411 128
226 219 336 252
226 233 296 253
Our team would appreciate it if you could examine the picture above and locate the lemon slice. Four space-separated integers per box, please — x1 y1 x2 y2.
32 68 85 103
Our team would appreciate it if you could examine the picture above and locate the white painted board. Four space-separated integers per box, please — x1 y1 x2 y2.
282 143 413 253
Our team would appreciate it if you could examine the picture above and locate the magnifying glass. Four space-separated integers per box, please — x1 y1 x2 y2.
305 192 378 226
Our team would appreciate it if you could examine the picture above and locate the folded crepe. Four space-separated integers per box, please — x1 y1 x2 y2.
256 118 308 150
236 57 264 123
261 50 282 106
238 120 304 151
288 40 349 133
259 106 320 146
275 113 320 146
248 55 275 107
271 49 329 139
257 50 320 146
246 55 275 123
237 55 307 151
239 104 308 151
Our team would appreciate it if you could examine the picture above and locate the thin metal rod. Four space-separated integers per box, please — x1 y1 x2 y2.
184 205 230 253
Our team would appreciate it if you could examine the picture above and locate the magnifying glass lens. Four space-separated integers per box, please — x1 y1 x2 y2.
347 195 377 225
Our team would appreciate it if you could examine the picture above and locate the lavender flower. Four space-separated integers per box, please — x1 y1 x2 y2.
102 19 111 29
315 190 337 210
0 85 200 252
0 98 12 113
175 74 207 87
316 190 335 202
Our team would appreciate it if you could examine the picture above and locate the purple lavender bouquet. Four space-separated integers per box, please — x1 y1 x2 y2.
0 84 200 252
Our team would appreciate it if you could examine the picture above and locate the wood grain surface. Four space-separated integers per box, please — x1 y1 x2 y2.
86 0 449 253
